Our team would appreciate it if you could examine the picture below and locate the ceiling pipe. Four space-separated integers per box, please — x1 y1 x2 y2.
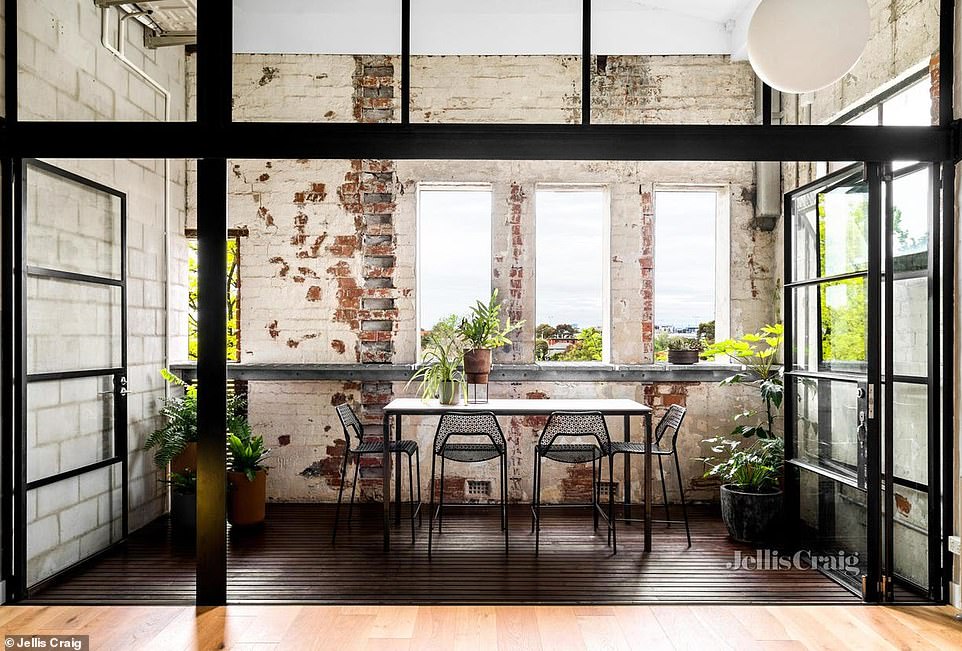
100 3 174 407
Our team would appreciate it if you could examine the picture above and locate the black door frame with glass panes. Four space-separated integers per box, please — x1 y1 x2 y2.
784 161 947 603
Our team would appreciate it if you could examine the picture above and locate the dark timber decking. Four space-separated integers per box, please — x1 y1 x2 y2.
27 503 858 605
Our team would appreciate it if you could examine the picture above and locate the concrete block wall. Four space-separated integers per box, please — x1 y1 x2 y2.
8 1 189 586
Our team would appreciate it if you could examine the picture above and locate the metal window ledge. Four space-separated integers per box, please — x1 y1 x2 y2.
169 362 743 384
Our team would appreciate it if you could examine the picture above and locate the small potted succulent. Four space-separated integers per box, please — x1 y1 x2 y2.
666 336 703 365
227 419 271 527
408 327 465 405
457 289 523 385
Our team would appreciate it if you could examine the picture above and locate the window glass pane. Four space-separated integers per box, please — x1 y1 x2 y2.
891 383 928 486
793 378 860 473
417 188 492 337
27 278 122 375
892 277 928 377
653 191 716 360
536 189 605 362
25 164 122 280
891 167 931 264
792 278 867 373
882 80 932 126
891 483 929 590
26 377 116 484
792 172 868 281
187 238 241 361
845 109 881 126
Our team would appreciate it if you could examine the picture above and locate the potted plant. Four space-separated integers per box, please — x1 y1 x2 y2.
700 323 785 544
457 289 523 384
227 419 271 527
408 328 465 405
145 369 246 473
161 470 196 529
667 336 703 365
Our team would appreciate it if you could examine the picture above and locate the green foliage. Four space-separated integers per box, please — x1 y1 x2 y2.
700 436 784 492
553 323 576 338
702 323 784 441
407 329 465 401
535 323 557 340
817 197 866 362
697 320 715 344
161 470 197 495
555 327 603 362
188 238 240 362
457 289 523 349
535 338 549 361
144 370 247 469
666 336 704 351
227 431 270 482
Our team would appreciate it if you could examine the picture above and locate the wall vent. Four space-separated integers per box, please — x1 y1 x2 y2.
467 480 492 497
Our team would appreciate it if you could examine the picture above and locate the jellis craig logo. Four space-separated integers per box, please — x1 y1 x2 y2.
726 549 860 574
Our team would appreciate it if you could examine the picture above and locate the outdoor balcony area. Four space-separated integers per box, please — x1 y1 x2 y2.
2 1 962 650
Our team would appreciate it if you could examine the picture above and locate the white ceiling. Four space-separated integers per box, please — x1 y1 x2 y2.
229 0 763 58
124 0 197 33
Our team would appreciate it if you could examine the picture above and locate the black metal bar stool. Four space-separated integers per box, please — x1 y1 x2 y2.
428 412 509 558
609 404 691 547
531 411 616 555
332 403 422 544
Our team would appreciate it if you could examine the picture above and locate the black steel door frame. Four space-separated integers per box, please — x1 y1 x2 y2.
785 159 949 603
7 159 128 600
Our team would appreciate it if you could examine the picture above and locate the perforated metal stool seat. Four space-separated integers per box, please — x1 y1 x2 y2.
355 439 419 455
440 442 502 463
537 443 603 464
608 441 670 455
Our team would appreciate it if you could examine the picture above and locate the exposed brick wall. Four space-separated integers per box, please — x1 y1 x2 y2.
930 52 940 126
353 55 396 123
639 191 655 361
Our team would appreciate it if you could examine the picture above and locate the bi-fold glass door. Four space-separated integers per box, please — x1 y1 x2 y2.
13 160 128 598
785 161 945 602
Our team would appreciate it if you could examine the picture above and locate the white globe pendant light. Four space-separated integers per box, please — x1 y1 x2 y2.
747 0 871 94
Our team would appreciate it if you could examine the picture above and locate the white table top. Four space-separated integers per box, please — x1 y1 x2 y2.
383 398 651 415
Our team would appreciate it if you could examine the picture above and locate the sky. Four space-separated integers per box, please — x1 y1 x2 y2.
653 191 716 328
418 187 718 332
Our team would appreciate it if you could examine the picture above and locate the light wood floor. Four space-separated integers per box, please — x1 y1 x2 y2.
1 604 960 650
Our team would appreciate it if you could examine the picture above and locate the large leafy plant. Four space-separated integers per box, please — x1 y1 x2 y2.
457 289 523 350
700 323 785 492
407 329 465 401
161 469 197 495
228 425 270 482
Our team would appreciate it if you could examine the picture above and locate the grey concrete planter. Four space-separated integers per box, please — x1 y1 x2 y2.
171 491 196 529
668 349 700 364
719 484 783 544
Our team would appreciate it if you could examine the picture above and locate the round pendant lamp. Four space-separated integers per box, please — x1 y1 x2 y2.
747 0 871 94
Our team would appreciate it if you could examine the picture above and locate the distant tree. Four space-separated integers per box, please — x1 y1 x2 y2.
536 323 557 340
422 314 459 349
556 327 603 362
697 320 716 345
535 338 549 361
553 323 577 339
188 239 240 361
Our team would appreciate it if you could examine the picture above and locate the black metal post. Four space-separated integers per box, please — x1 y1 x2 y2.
864 162 883 602
195 0 232 607
782 192 798 542
762 83 772 126
582 0 591 125
401 0 411 124
4 0 17 125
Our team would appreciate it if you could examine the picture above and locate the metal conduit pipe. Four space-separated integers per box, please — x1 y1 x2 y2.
99 4 174 401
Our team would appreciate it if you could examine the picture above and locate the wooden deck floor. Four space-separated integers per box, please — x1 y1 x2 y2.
28 503 858 605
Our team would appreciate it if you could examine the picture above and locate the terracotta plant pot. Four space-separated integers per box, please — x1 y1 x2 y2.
170 442 198 474
227 470 267 527
667 349 700 365
463 348 492 384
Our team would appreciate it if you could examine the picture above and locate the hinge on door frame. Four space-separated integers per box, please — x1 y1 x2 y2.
861 574 893 600
867 383 875 420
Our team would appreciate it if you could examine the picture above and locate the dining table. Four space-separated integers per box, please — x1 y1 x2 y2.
380 398 654 551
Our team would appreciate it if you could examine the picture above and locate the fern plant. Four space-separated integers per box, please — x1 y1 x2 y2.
145 369 247 469
406 329 465 402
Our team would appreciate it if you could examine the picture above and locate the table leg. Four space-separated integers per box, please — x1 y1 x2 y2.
394 413 402 526
382 414 391 551
623 414 631 523
644 412 653 552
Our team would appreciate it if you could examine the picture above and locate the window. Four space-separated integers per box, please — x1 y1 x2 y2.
653 190 717 360
535 187 607 362
187 232 242 362
417 186 492 344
